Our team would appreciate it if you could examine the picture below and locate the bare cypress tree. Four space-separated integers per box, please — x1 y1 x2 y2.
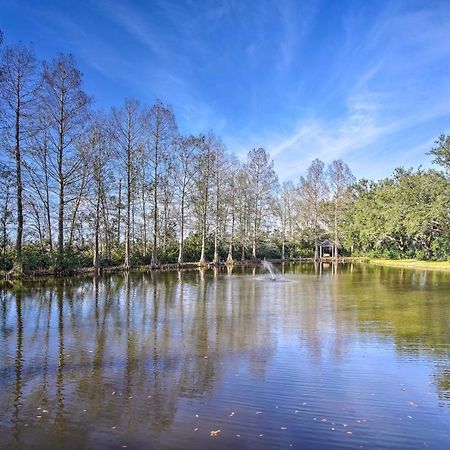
276 181 297 260
88 117 112 271
110 99 141 269
225 157 240 264
194 134 217 266
234 166 250 261
212 138 227 265
143 100 177 266
299 159 328 259
174 135 200 264
0 43 39 265
27 116 53 250
41 54 91 265
246 148 278 259
327 160 355 260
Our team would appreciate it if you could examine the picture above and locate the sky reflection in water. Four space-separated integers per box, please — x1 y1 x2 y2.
1 263 450 449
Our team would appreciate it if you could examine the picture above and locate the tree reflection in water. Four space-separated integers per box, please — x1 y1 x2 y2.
0 264 449 449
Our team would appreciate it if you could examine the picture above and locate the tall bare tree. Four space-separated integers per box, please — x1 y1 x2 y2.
246 148 278 259
174 135 200 264
212 138 227 265
41 54 91 264
299 159 328 259
110 99 142 269
143 100 177 266
194 134 217 266
88 117 112 270
327 159 355 260
276 181 297 259
0 43 39 263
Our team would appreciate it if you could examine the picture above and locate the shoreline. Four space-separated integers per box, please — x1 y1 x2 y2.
1 257 363 281
2 257 449 282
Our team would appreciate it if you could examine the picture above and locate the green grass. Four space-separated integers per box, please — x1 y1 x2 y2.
368 258 450 271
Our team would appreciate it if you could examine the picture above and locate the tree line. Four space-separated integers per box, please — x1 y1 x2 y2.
0 34 449 274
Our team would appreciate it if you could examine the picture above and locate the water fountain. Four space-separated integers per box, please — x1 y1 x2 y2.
262 260 277 281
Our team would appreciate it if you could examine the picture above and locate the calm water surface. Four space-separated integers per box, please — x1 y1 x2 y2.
1 263 450 449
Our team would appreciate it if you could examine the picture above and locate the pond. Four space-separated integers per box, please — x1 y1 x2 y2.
1 263 450 449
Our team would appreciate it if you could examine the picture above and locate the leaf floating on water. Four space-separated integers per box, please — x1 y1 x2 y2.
210 429 221 437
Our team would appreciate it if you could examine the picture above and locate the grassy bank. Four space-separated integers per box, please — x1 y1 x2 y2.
368 258 450 271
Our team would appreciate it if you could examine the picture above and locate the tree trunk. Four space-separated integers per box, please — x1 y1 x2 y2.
67 171 87 250
334 199 338 262
151 145 158 266
93 177 101 271
124 141 131 269
57 127 64 263
199 183 209 266
199 215 207 266
14 97 23 261
177 187 185 264
141 179 147 257
117 178 122 245
252 223 257 259
227 211 235 264
43 140 53 252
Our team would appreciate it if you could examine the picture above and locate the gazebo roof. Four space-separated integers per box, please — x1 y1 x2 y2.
320 239 342 248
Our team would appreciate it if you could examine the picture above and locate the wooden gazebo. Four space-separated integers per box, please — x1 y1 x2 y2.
319 239 339 259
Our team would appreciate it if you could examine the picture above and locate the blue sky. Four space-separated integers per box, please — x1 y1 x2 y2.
2 0 450 181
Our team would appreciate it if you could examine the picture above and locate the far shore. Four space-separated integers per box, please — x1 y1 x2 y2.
2 257 450 282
